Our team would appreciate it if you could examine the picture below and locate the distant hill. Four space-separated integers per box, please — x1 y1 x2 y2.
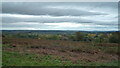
2 30 119 35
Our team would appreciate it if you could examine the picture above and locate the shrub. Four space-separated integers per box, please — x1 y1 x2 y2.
75 32 85 41
109 32 120 43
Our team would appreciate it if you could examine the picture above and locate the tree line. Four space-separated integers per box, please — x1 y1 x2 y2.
2 32 120 43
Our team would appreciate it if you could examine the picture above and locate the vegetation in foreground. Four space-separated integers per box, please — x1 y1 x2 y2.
2 31 119 66
3 51 119 66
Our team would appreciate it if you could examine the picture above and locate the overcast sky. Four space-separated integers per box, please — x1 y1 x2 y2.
1 2 118 31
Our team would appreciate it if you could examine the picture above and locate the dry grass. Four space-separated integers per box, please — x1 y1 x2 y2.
2 37 119 63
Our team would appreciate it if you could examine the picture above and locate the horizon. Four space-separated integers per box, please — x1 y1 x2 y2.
1 29 119 32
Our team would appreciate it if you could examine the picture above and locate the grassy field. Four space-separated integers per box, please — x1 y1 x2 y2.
2 38 119 66
2 51 119 66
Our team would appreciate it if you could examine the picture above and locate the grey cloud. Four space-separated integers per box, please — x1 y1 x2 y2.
2 22 54 28
2 2 118 31
2 2 110 16
3 15 118 26
2 16 93 23
2 14 118 28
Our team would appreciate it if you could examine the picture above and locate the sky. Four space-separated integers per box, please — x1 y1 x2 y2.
1 2 118 31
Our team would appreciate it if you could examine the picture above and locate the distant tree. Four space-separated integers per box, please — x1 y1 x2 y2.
68 35 76 41
75 32 84 41
109 32 120 43
2 35 5 38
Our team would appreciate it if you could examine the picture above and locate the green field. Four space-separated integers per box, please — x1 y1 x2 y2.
2 50 119 66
